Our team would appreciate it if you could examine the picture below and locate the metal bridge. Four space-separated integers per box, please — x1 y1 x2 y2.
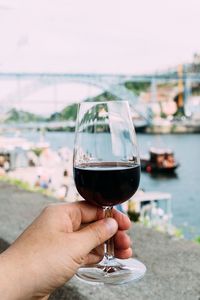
0 68 199 121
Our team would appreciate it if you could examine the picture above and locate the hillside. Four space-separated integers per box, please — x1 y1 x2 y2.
48 91 118 121
6 108 45 123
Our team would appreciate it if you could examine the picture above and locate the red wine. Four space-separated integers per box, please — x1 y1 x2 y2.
74 162 140 207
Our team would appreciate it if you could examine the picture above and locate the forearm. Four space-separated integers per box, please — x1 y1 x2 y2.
0 248 47 300
0 249 22 299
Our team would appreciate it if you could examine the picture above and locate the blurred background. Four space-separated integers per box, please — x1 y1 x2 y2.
0 0 200 242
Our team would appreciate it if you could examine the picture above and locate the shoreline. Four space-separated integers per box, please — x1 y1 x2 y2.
2 118 200 135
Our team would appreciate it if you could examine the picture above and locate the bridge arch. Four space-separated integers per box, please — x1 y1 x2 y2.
0 73 141 116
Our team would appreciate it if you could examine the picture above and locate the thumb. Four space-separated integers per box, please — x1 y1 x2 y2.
75 218 118 255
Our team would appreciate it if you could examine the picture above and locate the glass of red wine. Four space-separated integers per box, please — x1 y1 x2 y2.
73 101 146 284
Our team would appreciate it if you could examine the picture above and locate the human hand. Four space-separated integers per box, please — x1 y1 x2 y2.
0 202 132 300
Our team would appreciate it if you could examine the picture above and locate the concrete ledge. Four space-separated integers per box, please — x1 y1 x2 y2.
0 182 200 300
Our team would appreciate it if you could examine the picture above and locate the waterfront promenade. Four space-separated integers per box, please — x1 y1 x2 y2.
0 181 199 300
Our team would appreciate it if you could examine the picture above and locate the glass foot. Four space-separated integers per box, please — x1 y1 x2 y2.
76 257 146 285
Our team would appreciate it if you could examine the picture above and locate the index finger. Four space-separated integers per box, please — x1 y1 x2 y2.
67 201 103 230
68 202 131 231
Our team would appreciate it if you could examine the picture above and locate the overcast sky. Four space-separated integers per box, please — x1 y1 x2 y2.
0 0 200 74
0 0 200 114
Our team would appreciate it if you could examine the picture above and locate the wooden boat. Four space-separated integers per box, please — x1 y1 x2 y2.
140 147 179 173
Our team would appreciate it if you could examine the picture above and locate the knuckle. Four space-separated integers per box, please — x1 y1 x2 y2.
73 254 86 266
43 204 55 215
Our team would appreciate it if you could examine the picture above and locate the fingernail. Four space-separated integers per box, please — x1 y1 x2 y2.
104 218 118 234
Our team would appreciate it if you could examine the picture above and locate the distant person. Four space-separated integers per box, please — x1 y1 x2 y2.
35 168 51 190
0 202 132 299
56 169 70 200
0 167 5 176
156 154 165 167
3 160 10 172
0 156 5 168
0 156 10 172
63 169 68 177
163 153 175 168
40 178 50 189
34 175 41 188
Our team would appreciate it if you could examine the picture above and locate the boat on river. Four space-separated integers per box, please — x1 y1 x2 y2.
140 147 179 174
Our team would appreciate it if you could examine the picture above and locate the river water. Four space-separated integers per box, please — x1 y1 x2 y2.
21 131 200 239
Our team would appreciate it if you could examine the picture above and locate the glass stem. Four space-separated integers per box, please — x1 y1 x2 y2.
103 206 114 260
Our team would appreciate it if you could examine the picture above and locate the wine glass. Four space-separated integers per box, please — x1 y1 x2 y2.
73 101 146 285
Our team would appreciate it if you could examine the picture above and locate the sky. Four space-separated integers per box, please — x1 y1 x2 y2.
0 0 200 114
